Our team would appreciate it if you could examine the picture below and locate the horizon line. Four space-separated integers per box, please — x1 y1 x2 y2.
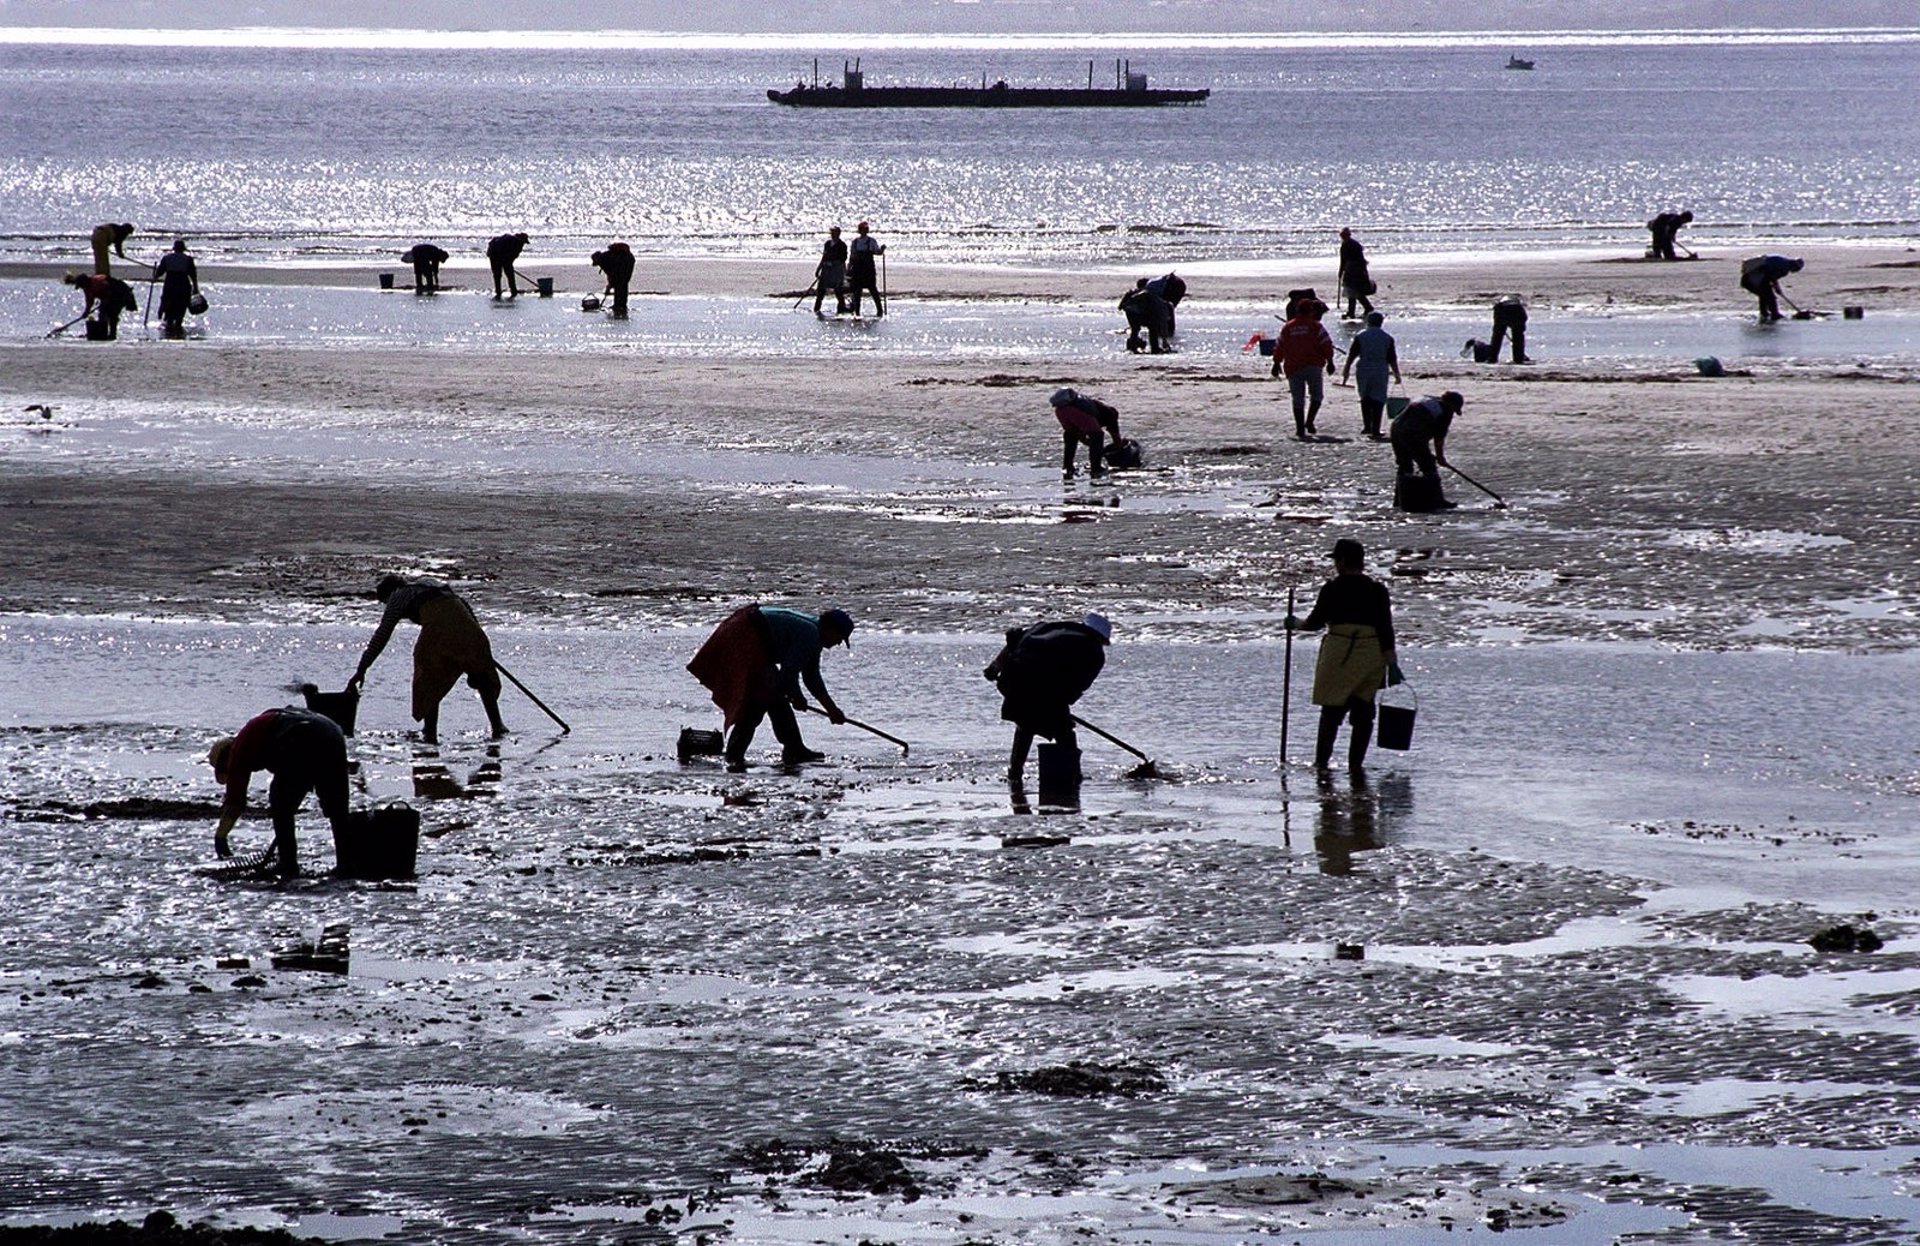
2 25 1918 51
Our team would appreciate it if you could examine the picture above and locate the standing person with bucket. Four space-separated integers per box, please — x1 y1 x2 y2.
983 613 1110 784
1286 539 1402 774
349 574 508 746
847 221 885 317
687 605 854 772
151 239 201 339
206 706 353 879
486 231 531 300
1340 311 1401 440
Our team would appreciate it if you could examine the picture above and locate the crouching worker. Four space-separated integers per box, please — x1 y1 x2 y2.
1390 390 1462 512
1286 539 1401 773
688 605 854 772
1049 388 1123 480
208 707 351 878
351 575 507 746
984 613 1110 782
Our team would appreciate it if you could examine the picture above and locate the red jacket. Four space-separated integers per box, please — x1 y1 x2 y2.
1277 315 1334 374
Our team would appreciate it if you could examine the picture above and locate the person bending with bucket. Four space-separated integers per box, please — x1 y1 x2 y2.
1286 539 1402 774
1740 254 1803 323
687 605 854 772
983 612 1110 783
1049 387 1124 480
592 241 636 319
350 574 507 746
1390 390 1463 512
486 231 531 300
403 242 449 294
207 706 352 878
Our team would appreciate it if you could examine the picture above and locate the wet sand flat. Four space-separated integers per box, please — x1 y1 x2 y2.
2 246 1919 1243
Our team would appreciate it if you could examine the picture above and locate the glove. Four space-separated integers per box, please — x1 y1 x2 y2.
214 829 233 859
1283 614 1300 631
1386 663 1405 686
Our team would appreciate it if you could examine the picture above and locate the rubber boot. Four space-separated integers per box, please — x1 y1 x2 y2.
1314 707 1342 770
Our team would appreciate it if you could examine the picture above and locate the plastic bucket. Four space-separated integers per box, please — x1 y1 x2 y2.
379 272 395 289
301 684 360 736
335 803 420 879
1385 395 1410 420
84 319 113 341
535 276 555 297
1036 742 1082 807
677 727 724 764
1375 684 1417 751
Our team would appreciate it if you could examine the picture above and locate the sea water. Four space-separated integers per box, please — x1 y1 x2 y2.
1 29 1918 269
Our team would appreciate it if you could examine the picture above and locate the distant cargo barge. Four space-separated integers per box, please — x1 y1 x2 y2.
768 58 1210 109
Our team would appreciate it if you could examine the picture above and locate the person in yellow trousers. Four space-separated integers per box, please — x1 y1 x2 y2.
1286 538 1402 773
351 574 507 746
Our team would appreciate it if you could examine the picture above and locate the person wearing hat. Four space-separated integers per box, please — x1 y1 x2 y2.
688 605 854 771
1389 390 1463 510
151 239 201 339
1341 311 1401 439
62 271 135 340
592 241 636 319
1273 295 1336 439
847 221 885 317
1048 387 1123 480
813 226 849 317
89 222 134 276
1286 539 1401 773
486 231 531 300
1336 227 1375 321
983 612 1111 782
350 574 507 746
1740 254 1803 323
207 706 352 878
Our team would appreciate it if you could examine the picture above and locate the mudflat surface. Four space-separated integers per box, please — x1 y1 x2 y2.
3 245 1919 1244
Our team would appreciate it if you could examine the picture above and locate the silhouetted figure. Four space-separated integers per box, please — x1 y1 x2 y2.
1390 391 1463 511
592 242 636 318
687 605 853 771
90 222 134 276
64 272 135 340
1273 296 1335 439
403 243 448 293
814 226 848 316
1286 539 1402 772
1337 228 1374 319
1487 295 1530 363
1341 311 1401 439
486 232 530 299
351 575 507 746
848 221 885 316
984 613 1110 781
1741 254 1803 323
207 707 351 878
1049 387 1123 480
1647 210 1693 260
152 239 200 339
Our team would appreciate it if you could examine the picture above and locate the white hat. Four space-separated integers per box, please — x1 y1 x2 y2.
1083 612 1112 642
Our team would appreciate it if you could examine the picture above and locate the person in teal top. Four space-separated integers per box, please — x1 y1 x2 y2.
687 605 854 771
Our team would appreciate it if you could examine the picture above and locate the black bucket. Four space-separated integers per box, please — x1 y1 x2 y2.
379 272 395 290
1375 684 1417 751
535 276 555 297
1394 472 1447 513
84 319 113 341
1036 742 1082 808
677 727 724 764
300 683 360 736
335 803 420 879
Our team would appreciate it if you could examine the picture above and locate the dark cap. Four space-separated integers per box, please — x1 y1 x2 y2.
1440 390 1465 412
820 608 854 647
374 573 407 601
1331 538 1365 567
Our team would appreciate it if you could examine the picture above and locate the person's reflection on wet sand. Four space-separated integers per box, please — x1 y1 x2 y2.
412 743 502 801
1312 767 1408 876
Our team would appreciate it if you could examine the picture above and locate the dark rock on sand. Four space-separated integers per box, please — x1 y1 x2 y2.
973 1059 1169 1098
0 1208 327 1243
1809 923 1885 953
